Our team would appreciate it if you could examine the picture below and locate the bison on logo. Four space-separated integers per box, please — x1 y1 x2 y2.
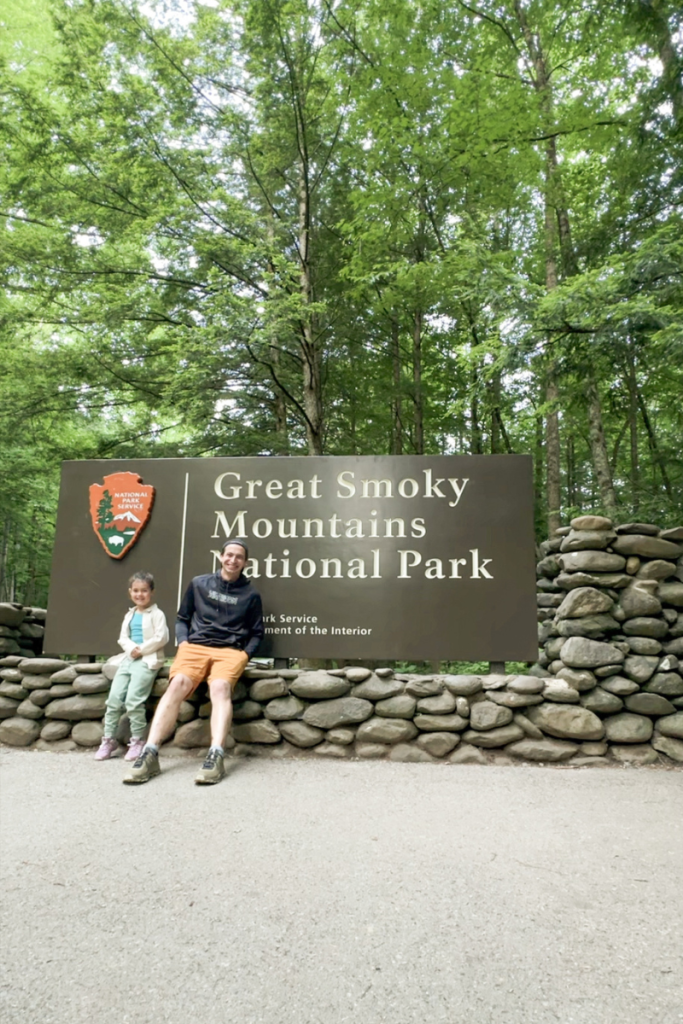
89 472 155 559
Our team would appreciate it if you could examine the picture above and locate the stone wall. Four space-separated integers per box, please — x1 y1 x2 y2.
1 516 683 768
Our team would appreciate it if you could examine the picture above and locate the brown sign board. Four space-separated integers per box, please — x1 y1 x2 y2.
45 455 538 661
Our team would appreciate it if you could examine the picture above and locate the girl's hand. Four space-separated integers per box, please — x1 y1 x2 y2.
130 646 142 659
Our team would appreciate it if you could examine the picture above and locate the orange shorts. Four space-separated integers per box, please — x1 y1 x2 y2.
169 643 249 692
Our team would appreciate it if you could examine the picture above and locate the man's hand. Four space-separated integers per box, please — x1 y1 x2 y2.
130 646 142 659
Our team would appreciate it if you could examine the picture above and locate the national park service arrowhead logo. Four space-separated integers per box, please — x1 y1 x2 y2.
89 472 155 559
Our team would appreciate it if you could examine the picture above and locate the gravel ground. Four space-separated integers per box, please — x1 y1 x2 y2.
1 747 682 1024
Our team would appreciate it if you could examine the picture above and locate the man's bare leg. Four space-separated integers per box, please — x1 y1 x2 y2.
208 678 233 748
147 674 195 747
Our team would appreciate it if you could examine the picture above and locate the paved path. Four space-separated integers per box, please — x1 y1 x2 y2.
1 748 682 1024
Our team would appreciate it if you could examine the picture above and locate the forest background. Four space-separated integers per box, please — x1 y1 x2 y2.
1 0 682 608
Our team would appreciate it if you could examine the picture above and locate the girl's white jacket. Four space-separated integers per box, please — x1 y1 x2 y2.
110 603 169 671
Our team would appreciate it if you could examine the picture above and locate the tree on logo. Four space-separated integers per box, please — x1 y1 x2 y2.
97 490 114 530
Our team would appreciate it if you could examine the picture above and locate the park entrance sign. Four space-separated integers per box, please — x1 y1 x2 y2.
45 455 537 661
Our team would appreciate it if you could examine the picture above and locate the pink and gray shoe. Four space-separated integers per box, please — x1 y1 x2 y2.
125 738 146 761
94 737 120 760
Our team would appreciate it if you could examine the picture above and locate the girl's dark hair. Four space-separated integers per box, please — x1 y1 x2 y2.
128 571 155 590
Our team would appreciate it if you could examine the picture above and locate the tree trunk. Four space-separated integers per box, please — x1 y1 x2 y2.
638 393 673 499
298 157 323 455
586 375 618 518
413 308 424 454
625 348 640 512
390 316 403 455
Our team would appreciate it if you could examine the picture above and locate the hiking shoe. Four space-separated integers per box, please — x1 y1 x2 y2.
94 737 119 761
122 748 160 785
195 749 224 786
125 738 146 762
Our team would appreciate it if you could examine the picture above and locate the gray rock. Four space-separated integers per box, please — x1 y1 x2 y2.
22 674 58 691
610 744 659 765
571 515 613 530
50 667 78 683
659 527 683 540
72 673 110 694
0 668 23 683
455 697 470 717
656 712 683 739
560 637 625 668
528 664 551 679
537 555 561 577
669 615 683 639
560 529 615 552
28 689 54 708
0 696 20 719
344 667 372 682
40 720 72 741
480 674 511 691
556 614 620 638
351 676 404 700
278 721 324 748
663 638 683 657
49 684 76 699
175 719 211 748
303 697 373 730
326 728 356 746
355 743 387 759
555 587 613 618
289 671 350 700
44 694 107 720
263 695 305 721
486 691 543 708
375 668 394 678
644 672 683 696
469 701 513 731
73 662 106 674
152 677 170 698
405 677 443 697
448 743 487 764
413 713 468 732
388 743 435 763
249 678 288 702
625 693 676 716
543 680 580 703
102 661 119 682
0 639 21 655
622 617 668 639
537 593 563 607
555 572 631 590
622 655 659 683
512 712 544 739
374 695 416 719
0 604 26 628
416 732 460 757
232 700 263 721
527 703 605 741
658 581 683 608
545 637 566 658
0 717 41 746
177 701 195 723
442 675 483 696
0 626 19 638
0 682 28 701
625 556 640 574
612 535 682 559
604 712 653 744
659 655 679 672
508 676 545 694
627 637 662 655
636 559 677 581
356 717 418 745
619 584 662 619
0 656 23 666
579 688 624 714
651 734 683 762
505 738 579 762
311 742 350 758
556 667 597 692
600 676 640 696
616 522 659 535
16 699 43 720
579 741 608 756
231 720 281 744
18 658 69 675
71 721 103 747
463 724 525 748
416 691 457 714
35 738 78 753
559 551 626 574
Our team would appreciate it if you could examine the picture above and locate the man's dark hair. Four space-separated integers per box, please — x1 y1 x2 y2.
128 571 155 590
221 538 249 559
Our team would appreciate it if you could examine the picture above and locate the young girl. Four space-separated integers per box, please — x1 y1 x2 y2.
95 572 169 762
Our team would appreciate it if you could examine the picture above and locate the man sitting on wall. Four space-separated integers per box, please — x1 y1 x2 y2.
123 539 263 786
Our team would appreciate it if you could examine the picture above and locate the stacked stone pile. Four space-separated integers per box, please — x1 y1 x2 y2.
0 603 46 659
534 516 683 764
1 653 682 765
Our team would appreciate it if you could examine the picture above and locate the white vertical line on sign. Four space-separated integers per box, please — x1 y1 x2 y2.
177 471 190 615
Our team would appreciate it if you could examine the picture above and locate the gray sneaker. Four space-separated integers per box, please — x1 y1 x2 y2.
195 749 224 786
123 747 160 785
